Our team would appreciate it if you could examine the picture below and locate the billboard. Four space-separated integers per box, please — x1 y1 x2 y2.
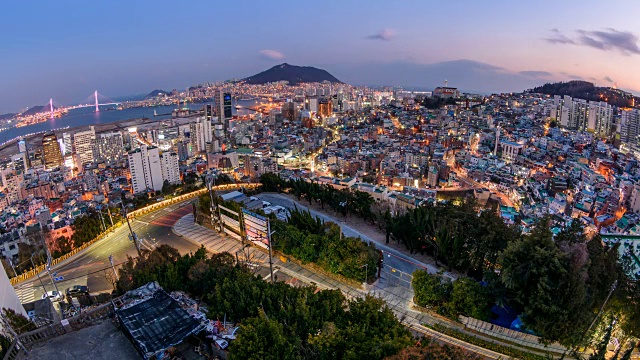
243 209 269 248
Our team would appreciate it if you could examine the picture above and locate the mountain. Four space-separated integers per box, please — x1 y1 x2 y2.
22 105 57 116
529 80 637 108
146 89 171 98
0 113 16 121
243 63 343 85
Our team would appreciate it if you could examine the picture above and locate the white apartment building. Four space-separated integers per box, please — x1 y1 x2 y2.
551 96 612 136
95 132 124 164
160 152 181 185
619 109 640 149
128 145 163 194
74 126 96 167
190 116 212 153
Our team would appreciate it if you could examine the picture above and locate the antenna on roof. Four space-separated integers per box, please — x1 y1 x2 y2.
445 79 448 87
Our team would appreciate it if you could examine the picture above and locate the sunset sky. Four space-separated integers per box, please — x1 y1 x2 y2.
2 0 640 113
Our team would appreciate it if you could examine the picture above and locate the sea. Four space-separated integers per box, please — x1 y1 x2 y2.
0 98 262 143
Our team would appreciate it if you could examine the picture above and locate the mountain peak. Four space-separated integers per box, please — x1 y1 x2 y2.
243 63 342 85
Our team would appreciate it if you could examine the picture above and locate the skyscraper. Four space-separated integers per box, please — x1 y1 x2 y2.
216 90 233 134
189 116 212 153
62 132 73 155
42 132 63 169
74 126 96 167
160 152 180 185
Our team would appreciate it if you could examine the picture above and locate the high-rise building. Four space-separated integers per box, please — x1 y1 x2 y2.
619 109 640 149
11 153 27 173
204 104 215 122
42 132 63 169
318 98 332 117
95 132 124 164
216 91 233 134
282 101 296 121
177 140 191 161
128 145 163 194
74 126 96 167
160 152 181 185
17 139 26 153
190 116 212 153
62 132 73 155
552 95 612 135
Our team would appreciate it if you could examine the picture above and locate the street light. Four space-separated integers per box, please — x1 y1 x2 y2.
361 263 368 285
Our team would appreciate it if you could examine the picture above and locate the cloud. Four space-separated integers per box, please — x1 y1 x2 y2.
604 76 614 83
519 70 553 78
258 49 285 60
545 28 640 55
367 29 395 41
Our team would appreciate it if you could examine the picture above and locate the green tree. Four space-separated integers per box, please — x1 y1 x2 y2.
449 278 492 321
2 308 36 334
228 311 299 360
412 271 452 309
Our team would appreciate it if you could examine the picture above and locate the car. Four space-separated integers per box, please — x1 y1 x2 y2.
214 339 229 350
66 285 89 297
222 326 241 341
41 290 64 302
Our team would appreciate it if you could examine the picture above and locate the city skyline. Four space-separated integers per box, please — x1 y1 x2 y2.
3 0 640 113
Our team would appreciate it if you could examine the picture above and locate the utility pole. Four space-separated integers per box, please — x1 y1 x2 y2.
361 263 368 285
108 255 118 287
98 209 106 232
267 219 275 283
30 254 47 296
206 172 219 230
120 203 142 257
7 257 17 278
106 207 114 227
44 247 60 295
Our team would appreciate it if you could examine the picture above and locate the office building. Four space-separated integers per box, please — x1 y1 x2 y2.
160 152 181 185
318 98 332 117
128 145 163 194
74 126 96 167
95 132 124 164
42 132 63 169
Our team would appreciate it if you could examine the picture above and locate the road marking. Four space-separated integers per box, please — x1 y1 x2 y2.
263 269 278 280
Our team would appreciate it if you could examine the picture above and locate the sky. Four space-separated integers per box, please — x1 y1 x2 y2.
2 0 640 113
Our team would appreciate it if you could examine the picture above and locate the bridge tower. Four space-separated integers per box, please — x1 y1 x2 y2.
50 98 54 121
94 90 99 112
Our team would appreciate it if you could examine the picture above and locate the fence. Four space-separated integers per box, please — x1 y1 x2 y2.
3 303 114 360
9 183 261 285
459 315 567 354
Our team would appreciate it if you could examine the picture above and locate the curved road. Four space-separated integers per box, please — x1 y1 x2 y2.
14 201 199 303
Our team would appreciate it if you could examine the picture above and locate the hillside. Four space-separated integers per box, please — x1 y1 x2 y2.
530 81 636 108
243 63 342 85
146 89 171 98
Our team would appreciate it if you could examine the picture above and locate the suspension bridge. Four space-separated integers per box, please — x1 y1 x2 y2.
45 90 121 120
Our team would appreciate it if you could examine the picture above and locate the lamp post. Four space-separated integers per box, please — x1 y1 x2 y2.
361 263 368 285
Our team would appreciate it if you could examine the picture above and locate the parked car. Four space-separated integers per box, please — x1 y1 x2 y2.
66 285 89 297
214 339 229 350
41 290 64 302
222 326 241 341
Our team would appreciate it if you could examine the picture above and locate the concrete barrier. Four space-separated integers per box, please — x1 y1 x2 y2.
9 184 261 285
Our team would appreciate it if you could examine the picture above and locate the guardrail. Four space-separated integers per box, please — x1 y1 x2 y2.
9 183 261 285
2 303 114 360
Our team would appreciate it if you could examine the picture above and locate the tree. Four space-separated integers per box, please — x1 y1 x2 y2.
228 311 299 360
412 271 452 310
449 278 492 321
2 308 36 334
385 337 483 360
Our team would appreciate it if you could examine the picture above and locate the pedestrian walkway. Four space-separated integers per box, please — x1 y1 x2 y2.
15 285 37 304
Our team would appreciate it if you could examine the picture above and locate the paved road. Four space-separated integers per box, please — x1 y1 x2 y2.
14 201 200 303
257 193 455 281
